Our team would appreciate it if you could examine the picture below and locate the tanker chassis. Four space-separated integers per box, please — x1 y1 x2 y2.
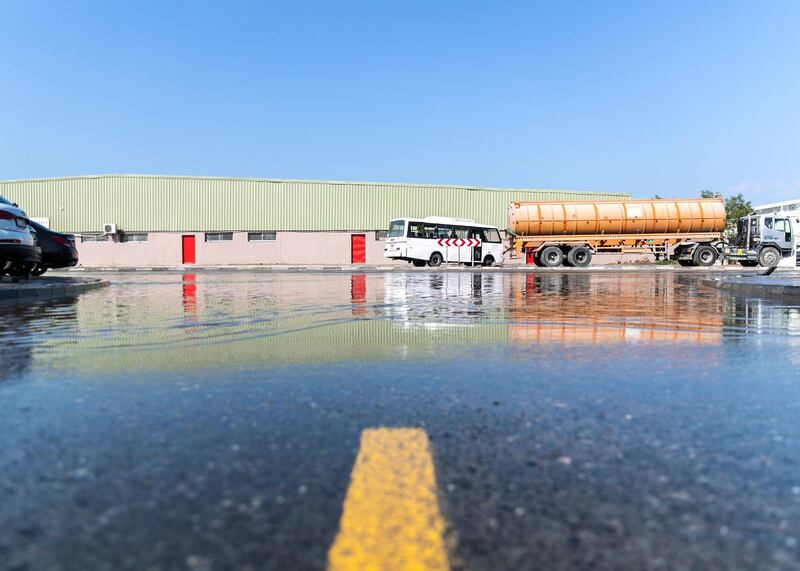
508 198 727 268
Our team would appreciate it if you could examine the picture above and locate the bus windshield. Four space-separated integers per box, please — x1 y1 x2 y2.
388 220 405 238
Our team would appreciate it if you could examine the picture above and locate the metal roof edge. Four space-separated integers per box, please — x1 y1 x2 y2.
0 173 629 197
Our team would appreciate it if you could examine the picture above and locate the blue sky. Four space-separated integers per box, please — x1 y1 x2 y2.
1 1 798 202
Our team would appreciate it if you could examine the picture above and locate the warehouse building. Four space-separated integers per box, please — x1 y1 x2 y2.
0 175 628 267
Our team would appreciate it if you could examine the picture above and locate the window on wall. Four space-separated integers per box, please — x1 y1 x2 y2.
247 231 277 242
120 233 148 242
80 234 109 243
375 230 388 240
205 232 233 242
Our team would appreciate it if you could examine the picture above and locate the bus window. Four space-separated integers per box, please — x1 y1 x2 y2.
436 225 453 239
388 220 405 238
409 222 436 239
454 227 469 239
483 228 501 243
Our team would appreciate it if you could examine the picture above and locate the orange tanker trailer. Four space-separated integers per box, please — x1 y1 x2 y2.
507 198 726 267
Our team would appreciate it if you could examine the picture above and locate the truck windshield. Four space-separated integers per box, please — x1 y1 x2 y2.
388 220 405 238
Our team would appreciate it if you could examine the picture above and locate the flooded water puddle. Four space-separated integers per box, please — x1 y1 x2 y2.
1 271 799 379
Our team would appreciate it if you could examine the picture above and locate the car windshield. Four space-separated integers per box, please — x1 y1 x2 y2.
0 196 13 206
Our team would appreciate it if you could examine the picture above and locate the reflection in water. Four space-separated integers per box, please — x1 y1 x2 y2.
509 273 724 344
0 297 79 381
182 273 198 316
351 274 367 317
0 272 798 377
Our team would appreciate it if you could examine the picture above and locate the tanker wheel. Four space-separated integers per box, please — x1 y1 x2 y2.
759 247 780 267
539 246 564 267
428 252 444 267
677 260 695 267
692 245 718 267
567 246 592 268
739 260 758 267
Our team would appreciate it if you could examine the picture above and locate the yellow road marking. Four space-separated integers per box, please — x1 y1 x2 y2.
327 427 450 571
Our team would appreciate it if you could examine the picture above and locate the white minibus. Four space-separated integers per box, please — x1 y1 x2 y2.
383 216 504 267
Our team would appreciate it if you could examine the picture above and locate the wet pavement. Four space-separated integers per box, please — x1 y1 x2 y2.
2 270 800 570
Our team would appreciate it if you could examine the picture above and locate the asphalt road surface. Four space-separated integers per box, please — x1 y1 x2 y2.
2 271 800 571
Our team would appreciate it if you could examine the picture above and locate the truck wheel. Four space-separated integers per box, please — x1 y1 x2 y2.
412 260 426 267
677 260 695 267
566 246 592 268
759 247 780 267
539 246 564 267
739 260 758 267
692 245 718 267
428 252 443 267
482 255 495 267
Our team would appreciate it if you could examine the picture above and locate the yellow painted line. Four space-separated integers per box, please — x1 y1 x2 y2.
327 427 450 571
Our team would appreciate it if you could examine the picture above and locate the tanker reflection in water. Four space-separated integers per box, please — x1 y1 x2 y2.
505 273 724 345
11 271 800 378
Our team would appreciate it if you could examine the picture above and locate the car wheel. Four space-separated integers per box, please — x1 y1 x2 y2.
566 246 592 268
759 247 780 267
31 265 48 277
692 244 718 267
8 261 35 278
538 246 564 267
428 252 443 267
412 260 427 267
482 255 495 267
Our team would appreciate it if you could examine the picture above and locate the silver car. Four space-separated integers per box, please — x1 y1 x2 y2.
0 195 41 277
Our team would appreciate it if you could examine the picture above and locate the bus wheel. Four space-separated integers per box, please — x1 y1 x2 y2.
482 255 495 267
566 246 592 268
412 260 427 267
428 252 444 267
759 247 780 267
539 246 564 267
692 244 718 267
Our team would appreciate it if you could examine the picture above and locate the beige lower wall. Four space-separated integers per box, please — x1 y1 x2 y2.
76 231 405 267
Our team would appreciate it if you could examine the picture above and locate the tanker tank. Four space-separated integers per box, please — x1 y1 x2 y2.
507 198 726 237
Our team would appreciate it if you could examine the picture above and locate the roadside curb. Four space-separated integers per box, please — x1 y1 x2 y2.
699 277 800 300
62 264 773 274
0 277 109 305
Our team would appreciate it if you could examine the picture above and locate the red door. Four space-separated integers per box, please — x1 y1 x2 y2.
351 234 366 264
182 235 196 264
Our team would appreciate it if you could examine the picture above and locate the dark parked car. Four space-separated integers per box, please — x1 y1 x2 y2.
27 220 78 276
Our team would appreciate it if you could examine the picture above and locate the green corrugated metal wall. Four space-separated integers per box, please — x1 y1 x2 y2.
0 174 630 233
